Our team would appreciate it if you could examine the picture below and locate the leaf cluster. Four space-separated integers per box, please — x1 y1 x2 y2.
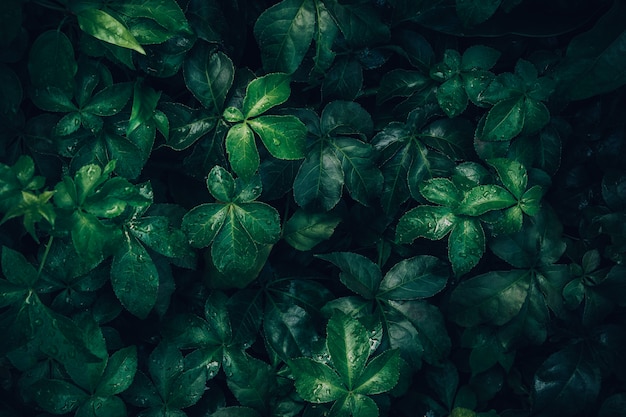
1 0 626 416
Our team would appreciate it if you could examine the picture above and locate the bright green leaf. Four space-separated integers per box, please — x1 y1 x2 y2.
326 311 370 389
448 218 485 276
242 73 291 119
290 357 346 403
77 9 146 55
396 205 457 243
226 123 260 180
420 178 463 207
488 158 527 199
354 349 400 395
248 115 307 160
480 97 524 141
456 184 517 216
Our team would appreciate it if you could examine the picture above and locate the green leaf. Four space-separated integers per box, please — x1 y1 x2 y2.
449 269 531 326
160 103 216 150
226 123 260 180
456 184 517 216
290 357 346 403
377 69 431 105
456 0 502 26
420 178 463 207
448 218 485 276
254 0 316 74
461 45 501 71
419 118 474 161
223 350 275 411
321 100 373 139
378 256 449 301
28 31 76 93
184 45 235 113
71 211 121 265
396 205 457 243
313 0 339 73
488 158 527 199
82 83 132 116
2 246 38 287
323 0 390 48
331 138 382 206
233 202 281 245
283 209 341 251
436 76 467 118
293 146 344 211
110 232 159 319
32 379 88 414
0 0 21 45
480 97 524 141
77 9 146 55
248 115 307 159
317 252 382 300
97 346 138 396
532 345 601 415
128 81 161 136
75 396 126 417
112 0 192 34
242 73 292 119
326 311 370 389
322 57 363 101
148 342 183 400
207 165 237 202
354 349 400 395
182 204 228 248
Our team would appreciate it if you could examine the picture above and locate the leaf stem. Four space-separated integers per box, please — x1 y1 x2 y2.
37 235 55 278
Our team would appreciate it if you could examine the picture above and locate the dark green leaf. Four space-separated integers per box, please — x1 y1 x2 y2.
321 100 373 139
32 379 88 414
223 350 275 412
97 346 138 396
254 0 316 74
110 232 159 319
449 269 531 326
248 115 307 159
184 45 234 113
28 31 76 93
293 146 344 211
113 0 192 34
419 118 474 161
322 57 363 101
82 83 132 116
208 165 236 202
128 81 160 135
160 102 216 151
461 45 501 71
77 9 146 55
323 0 390 48
488 158 527 199
182 203 228 248
313 0 339 73
317 252 382 300
377 69 431 105
148 342 183 400
75 396 126 417
378 255 449 300
532 345 601 415
331 138 382 206
456 0 502 27
283 209 341 251
2 246 38 287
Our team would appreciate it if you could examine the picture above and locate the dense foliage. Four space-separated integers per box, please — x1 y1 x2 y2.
1 0 626 416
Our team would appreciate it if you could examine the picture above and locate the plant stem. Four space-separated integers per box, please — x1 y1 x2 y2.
37 235 55 278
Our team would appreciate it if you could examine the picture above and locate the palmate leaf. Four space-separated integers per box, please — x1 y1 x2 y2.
242 73 292 119
254 0 316 74
293 146 344 211
226 123 259 180
317 252 382 300
247 115 307 160
377 255 449 301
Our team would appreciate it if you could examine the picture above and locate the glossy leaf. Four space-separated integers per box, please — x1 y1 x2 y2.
290 357 346 403
254 0 316 74
110 232 159 319
317 252 382 300
28 31 76 93
326 311 370 389
448 218 485 276
331 138 383 206
97 346 138 396
77 9 146 55
396 205 457 243
242 73 291 119
32 379 88 414
113 0 192 34
456 184 517 216
248 115 307 159
293 146 344 211
378 256 449 300
456 0 502 26
226 123 259 180
480 97 524 141
184 46 235 113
